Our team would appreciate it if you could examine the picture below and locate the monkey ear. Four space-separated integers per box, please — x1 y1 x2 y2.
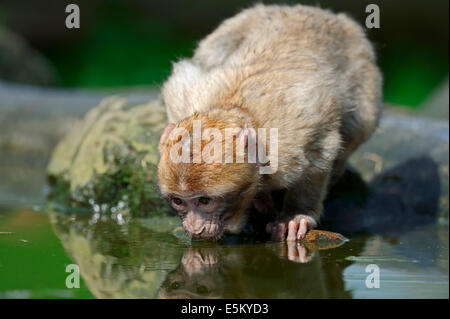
159 123 176 148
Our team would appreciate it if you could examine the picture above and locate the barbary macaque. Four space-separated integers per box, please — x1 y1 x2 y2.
157 4 382 241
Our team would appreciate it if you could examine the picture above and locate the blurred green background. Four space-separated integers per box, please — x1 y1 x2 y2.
0 0 448 108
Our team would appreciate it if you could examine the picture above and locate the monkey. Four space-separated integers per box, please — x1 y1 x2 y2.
157 4 383 241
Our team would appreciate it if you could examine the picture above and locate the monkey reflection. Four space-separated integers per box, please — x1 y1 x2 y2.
157 242 351 299
158 248 223 299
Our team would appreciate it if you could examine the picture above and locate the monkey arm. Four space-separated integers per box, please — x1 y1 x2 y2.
282 171 330 222
267 171 330 241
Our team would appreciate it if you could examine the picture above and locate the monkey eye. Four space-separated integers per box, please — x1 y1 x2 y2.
169 281 182 291
171 197 183 206
198 197 212 205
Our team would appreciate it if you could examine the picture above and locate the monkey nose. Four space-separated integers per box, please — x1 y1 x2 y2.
190 228 201 236
189 221 205 236
185 211 207 236
192 225 206 236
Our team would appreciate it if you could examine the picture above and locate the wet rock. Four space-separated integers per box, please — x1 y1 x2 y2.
349 114 448 221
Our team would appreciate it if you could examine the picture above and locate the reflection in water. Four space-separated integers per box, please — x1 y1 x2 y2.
47 155 447 298
157 242 361 299
48 209 361 298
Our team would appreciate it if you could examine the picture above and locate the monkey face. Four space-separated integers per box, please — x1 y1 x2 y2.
167 194 225 239
158 153 259 240
165 189 255 240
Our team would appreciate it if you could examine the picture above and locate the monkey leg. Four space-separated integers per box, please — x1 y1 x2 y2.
330 121 371 187
329 145 354 187
267 172 330 241
330 158 347 187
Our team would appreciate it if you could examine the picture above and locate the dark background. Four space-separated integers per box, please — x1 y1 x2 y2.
0 0 448 108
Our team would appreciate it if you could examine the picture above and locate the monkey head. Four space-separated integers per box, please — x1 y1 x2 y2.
157 110 260 240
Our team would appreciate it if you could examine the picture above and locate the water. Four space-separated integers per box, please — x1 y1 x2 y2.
0 204 447 298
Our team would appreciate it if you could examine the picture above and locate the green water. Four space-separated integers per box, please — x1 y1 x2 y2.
0 205 448 298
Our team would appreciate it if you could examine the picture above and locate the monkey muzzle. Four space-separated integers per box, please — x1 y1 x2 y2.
183 211 223 240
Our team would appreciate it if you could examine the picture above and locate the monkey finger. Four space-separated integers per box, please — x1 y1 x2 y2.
297 218 309 240
287 241 299 262
271 223 287 241
297 244 309 263
297 244 316 263
286 220 299 241
278 223 288 241
285 241 315 263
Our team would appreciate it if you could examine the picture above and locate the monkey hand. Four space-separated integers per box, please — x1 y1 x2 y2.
266 214 317 241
